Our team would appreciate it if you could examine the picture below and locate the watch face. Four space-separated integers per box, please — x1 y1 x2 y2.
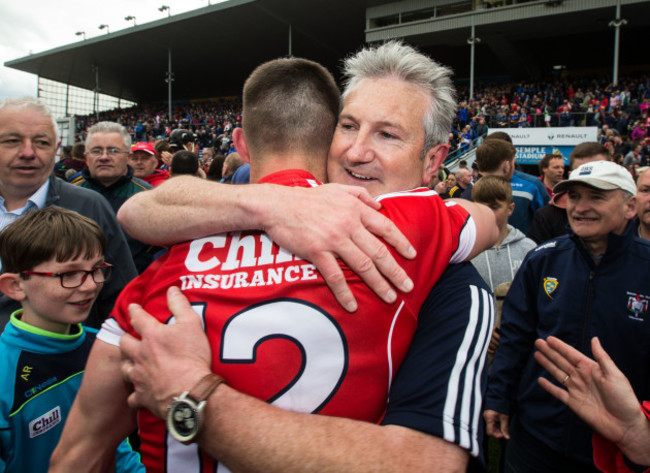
167 399 199 442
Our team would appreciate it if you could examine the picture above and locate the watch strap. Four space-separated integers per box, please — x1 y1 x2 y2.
188 373 226 404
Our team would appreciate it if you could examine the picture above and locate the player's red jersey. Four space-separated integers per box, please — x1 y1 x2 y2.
99 169 475 472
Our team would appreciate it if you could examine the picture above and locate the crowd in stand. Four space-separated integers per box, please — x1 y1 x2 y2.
455 74 650 128
444 75 650 165
74 101 242 151
73 74 650 163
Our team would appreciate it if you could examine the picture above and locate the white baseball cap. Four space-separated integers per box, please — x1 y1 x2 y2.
553 161 636 196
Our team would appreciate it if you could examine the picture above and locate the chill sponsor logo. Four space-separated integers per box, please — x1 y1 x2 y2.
626 292 649 321
184 232 301 273
29 406 61 438
543 277 558 299
25 376 57 398
180 232 320 291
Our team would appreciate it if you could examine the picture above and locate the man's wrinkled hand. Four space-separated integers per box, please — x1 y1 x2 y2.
120 286 213 418
263 183 416 312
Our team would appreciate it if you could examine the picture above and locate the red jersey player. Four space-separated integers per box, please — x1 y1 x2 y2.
53 45 496 473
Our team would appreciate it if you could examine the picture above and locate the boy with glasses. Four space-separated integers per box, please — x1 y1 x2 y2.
0 207 142 472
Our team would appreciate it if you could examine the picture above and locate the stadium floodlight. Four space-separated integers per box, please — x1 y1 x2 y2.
75 31 86 40
159 5 170 16
98 24 110 34
125 15 136 26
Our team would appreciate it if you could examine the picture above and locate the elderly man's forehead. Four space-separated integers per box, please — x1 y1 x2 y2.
87 131 125 144
347 75 430 99
341 77 431 127
0 105 56 133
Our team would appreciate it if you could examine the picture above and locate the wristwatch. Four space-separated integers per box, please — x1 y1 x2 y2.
166 373 226 444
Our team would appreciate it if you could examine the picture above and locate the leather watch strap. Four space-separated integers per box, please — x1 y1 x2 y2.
188 373 226 403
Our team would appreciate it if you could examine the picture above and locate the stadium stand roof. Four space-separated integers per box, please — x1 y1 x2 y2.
371 0 650 83
4 0 367 103
5 0 650 105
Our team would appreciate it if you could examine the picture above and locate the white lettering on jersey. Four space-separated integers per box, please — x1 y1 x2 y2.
165 300 348 473
185 236 227 271
221 299 347 412
221 233 257 270
184 233 301 273
178 264 319 291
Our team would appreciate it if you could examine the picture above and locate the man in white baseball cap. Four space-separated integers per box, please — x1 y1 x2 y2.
553 161 637 257
554 160 637 196
485 160 650 472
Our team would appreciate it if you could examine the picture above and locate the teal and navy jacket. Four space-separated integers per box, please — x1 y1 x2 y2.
0 312 143 472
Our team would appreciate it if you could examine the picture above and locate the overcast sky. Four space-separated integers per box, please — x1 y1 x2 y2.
0 0 225 98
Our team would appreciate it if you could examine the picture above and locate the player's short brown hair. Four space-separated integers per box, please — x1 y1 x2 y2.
242 57 340 158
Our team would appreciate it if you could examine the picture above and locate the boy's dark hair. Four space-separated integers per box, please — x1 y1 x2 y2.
475 139 516 173
472 175 513 206
242 57 340 158
171 150 200 176
0 207 105 274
